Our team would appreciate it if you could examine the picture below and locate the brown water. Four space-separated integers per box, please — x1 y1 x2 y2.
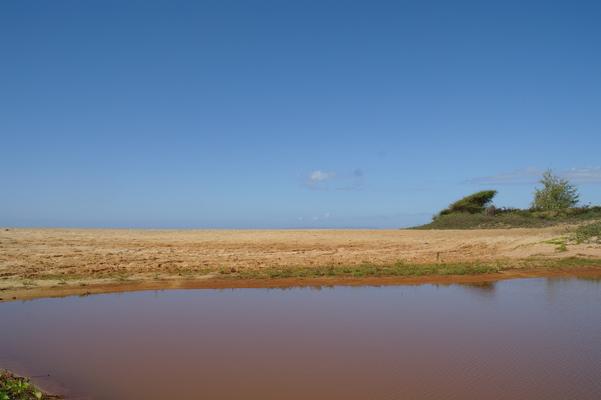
1 278 601 399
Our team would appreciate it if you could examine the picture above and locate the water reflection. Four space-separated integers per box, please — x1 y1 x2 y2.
455 281 497 299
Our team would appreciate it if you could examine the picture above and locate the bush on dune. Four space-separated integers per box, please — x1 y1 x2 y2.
437 190 497 217
414 171 600 229
532 170 580 211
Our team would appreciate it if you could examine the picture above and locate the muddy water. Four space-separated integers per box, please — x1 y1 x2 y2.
1 278 601 400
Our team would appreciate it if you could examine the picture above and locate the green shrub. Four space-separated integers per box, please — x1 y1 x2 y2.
532 170 579 210
437 190 497 217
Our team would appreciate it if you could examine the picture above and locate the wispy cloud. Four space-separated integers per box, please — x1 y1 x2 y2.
305 170 336 190
336 169 364 191
304 169 364 190
562 167 601 183
466 167 542 185
467 167 601 185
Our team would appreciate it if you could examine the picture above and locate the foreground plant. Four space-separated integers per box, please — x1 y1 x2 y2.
0 370 60 400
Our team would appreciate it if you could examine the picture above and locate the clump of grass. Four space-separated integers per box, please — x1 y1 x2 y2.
0 370 60 399
572 221 601 244
544 237 569 252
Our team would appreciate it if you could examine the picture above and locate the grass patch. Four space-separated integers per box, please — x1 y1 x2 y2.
215 257 601 280
229 261 503 279
542 221 601 251
544 237 569 252
0 370 60 399
526 256 601 269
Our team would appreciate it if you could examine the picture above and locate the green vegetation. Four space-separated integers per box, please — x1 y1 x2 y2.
532 170 579 210
544 237 569 252
415 170 601 230
417 206 601 229
438 190 497 216
216 257 601 280
0 370 60 400
225 261 501 278
573 221 601 244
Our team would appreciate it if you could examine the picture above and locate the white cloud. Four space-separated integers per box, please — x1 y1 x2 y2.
305 170 336 190
304 169 365 191
309 170 336 183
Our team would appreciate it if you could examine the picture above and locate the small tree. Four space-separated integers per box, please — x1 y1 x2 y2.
532 170 579 210
438 190 497 217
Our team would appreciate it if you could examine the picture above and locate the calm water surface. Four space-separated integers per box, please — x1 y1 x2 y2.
1 278 601 399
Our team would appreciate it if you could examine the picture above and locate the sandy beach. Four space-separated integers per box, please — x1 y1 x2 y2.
1 227 600 301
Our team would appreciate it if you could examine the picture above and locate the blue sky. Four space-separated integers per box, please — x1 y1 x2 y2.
1 0 601 228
